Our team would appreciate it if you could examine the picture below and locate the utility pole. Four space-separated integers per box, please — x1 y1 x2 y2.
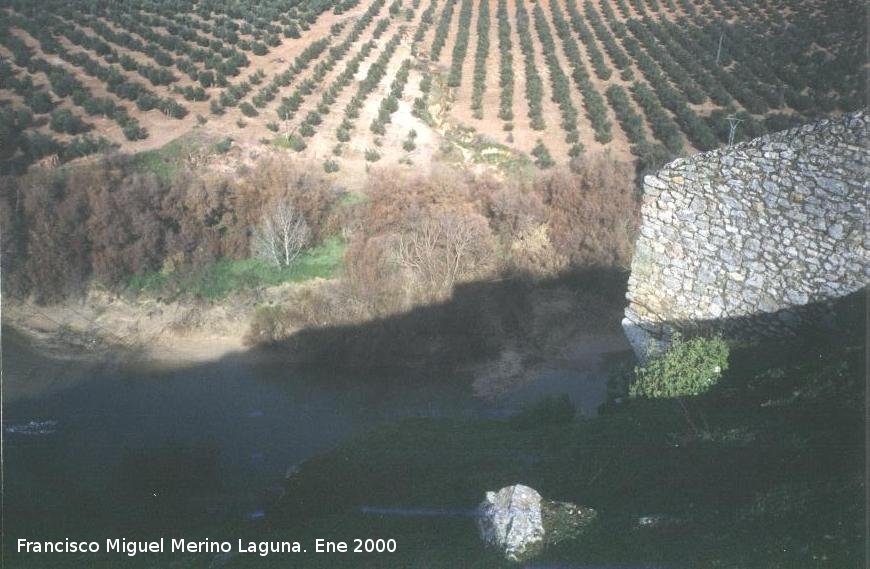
716 22 725 66
726 114 744 147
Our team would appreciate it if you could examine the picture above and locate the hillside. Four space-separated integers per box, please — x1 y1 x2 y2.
1 0 866 175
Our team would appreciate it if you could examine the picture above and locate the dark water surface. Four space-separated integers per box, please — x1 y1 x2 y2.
2 326 623 560
3 329 478 537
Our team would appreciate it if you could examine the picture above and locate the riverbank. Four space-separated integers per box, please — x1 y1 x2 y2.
3 282 304 367
3 268 631 399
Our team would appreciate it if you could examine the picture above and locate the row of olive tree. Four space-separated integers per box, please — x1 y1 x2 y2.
470 0 490 119
548 0 612 143
532 2 580 153
496 0 514 122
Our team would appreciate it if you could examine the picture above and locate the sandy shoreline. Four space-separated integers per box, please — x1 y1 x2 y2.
3 277 632 402
3 293 254 368
1 278 345 367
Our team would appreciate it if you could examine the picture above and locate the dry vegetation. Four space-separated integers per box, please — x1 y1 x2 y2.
2 147 636 377
241 155 636 373
1 148 635 298
0 155 341 302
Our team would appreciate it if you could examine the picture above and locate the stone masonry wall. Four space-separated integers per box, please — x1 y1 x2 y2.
623 111 868 358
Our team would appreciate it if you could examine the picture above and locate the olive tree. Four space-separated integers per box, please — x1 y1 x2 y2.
251 201 311 267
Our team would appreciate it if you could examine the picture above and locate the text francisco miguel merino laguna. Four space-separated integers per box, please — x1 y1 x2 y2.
16 537 377 557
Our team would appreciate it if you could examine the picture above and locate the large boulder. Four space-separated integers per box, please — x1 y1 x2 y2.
478 485 598 562
477 484 545 562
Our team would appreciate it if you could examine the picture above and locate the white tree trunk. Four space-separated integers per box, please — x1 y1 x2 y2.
252 201 311 267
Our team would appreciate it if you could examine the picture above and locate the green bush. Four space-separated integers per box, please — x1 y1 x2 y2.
630 333 729 399
211 137 233 154
239 102 259 117
531 139 554 169
568 143 584 158
122 123 147 141
287 135 306 152
49 108 90 134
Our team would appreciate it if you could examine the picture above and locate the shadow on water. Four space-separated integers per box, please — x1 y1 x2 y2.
251 267 630 376
1 268 632 556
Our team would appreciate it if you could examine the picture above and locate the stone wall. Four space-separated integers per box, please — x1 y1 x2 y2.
623 111 868 358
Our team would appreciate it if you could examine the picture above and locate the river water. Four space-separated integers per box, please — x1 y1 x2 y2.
2 326 628 557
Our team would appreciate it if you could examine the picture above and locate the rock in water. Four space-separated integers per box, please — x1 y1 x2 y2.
477 484 545 562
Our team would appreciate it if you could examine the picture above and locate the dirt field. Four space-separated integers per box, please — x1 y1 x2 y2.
1 0 864 173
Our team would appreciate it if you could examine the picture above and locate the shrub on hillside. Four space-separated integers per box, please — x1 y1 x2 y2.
536 156 637 268
342 167 500 307
630 334 729 399
532 140 555 169
333 234 403 319
281 135 306 152
49 109 91 135
239 102 259 117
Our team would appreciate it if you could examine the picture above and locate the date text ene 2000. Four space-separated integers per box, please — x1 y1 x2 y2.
316 539 397 553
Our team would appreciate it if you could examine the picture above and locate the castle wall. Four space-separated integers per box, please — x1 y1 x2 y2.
624 111 868 358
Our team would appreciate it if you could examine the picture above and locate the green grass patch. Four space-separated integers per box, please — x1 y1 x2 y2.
338 191 369 207
129 236 346 300
129 135 200 182
442 125 535 179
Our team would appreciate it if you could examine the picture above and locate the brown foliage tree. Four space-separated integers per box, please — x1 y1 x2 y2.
395 211 496 299
78 166 166 285
537 156 637 268
20 170 91 301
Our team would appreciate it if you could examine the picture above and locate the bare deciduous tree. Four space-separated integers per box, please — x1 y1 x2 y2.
396 212 493 298
251 201 311 267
